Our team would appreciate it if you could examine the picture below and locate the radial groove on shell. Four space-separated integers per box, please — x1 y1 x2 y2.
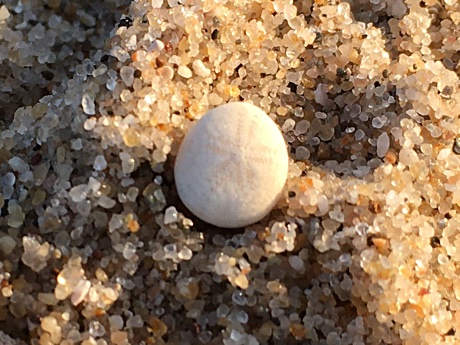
174 102 289 228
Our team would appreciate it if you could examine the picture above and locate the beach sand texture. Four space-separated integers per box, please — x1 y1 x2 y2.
1 0 460 344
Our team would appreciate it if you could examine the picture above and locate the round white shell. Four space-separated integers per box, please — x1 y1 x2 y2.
174 102 289 228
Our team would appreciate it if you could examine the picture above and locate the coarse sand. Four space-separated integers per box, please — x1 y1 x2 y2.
1 0 460 344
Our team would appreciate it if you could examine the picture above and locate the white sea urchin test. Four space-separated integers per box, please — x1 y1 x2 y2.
174 102 289 228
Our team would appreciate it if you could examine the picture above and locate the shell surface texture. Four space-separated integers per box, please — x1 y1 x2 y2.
174 102 289 228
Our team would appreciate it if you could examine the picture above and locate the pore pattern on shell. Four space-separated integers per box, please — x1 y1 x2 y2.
174 102 289 228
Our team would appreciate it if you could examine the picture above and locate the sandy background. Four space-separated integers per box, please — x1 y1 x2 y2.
1 0 460 344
